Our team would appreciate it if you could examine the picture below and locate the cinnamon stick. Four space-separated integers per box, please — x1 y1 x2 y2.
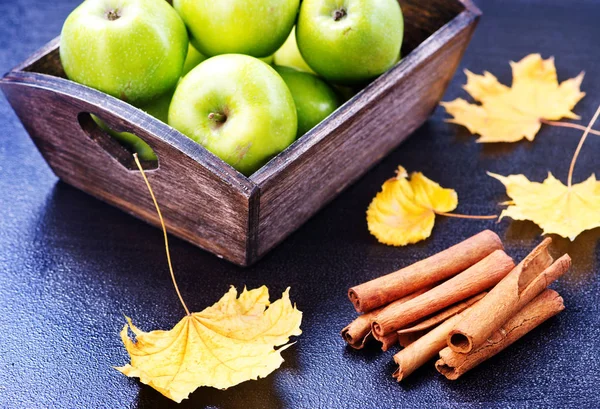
392 294 486 381
394 310 467 381
436 289 565 380
341 314 374 350
348 230 503 313
447 239 570 353
397 292 486 335
378 332 399 352
398 331 424 348
341 288 430 349
372 250 514 337
378 293 481 352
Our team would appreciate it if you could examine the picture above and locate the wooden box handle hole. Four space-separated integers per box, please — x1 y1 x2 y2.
77 112 159 171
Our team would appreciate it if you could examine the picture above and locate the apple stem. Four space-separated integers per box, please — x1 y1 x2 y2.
208 112 227 123
333 8 347 21
106 9 121 21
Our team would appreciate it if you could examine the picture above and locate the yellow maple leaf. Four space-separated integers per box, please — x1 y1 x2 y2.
442 53 585 142
116 286 302 403
489 172 600 240
367 166 458 246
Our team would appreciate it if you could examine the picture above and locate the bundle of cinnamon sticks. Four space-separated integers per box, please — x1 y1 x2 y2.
342 230 570 381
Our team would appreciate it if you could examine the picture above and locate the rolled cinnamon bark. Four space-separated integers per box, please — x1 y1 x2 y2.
436 289 565 380
341 314 373 349
341 288 431 349
375 299 461 350
379 332 399 352
394 311 466 381
397 292 486 336
392 294 486 381
398 331 424 348
372 250 514 337
348 230 503 313
447 239 570 353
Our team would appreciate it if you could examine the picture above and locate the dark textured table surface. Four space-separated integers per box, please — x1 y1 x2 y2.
1 0 599 408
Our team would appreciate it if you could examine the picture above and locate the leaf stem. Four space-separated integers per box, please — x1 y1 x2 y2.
434 211 498 220
567 105 600 187
133 153 191 316
540 119 600 137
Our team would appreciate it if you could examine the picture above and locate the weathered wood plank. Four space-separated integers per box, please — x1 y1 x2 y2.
251 1 480 258
1 73 257 265
1 0 480 266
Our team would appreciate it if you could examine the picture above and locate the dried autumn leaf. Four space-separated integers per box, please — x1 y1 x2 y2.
442 53 585 142
489 172 600 240
367 166 458 246
117 286 302 403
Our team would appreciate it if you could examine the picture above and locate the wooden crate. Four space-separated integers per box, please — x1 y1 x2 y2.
0 0 480 266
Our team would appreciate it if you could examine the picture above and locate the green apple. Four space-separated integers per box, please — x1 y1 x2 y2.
297 0 403 85
181 44 207 77
175 0 299 58
169 55 297 175
93 116 157 161
138 87 174 124
60 0 188 104
274 66 340 137
181 43 271 72
180 46 280 77
91 88 174 161
260 55 275 65
334 85 359 102
274 28 316 74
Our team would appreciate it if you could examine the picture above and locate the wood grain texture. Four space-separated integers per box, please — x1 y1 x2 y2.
0 0 480 266
399 0 467 54
79 112 158 170
1 72 257 265
251 0 481 258
4 1 600 406
14 37 64 76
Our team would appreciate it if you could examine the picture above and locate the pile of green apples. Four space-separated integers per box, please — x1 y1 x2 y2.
60 0 404 175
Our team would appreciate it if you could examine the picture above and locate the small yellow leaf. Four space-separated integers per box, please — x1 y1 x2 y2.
442 53 585 143
367 166 458 246
116 286 302 403
489 172 600 240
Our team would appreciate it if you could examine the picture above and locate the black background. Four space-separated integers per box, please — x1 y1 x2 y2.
1 0 599 408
